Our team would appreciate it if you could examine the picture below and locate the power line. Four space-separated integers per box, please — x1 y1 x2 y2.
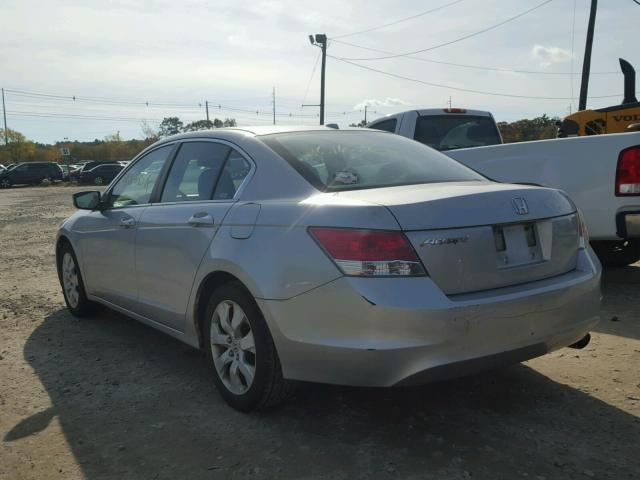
301 50 321 106
329 55 626 100
336 0 555 61
331 38 617 75
331 0 467 39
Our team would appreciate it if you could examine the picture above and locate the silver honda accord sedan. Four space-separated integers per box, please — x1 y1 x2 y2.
56 126 601 411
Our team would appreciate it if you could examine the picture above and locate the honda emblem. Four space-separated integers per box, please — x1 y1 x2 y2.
511 197 529 215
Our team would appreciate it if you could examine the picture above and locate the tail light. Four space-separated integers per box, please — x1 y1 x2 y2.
443 108 467 113
615 146 640 196
577 209 589 249
309 227 426 277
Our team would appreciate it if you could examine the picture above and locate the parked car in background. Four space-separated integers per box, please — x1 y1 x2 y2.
0 164 6 172
367 108 503 151
0 161 63 187
57 126 600 411
78 163 124 185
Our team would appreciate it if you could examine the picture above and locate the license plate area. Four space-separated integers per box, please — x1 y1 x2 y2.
494 223 543 268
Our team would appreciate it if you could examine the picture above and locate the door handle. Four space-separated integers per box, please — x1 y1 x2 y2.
119 216 136 228
188 212 214 227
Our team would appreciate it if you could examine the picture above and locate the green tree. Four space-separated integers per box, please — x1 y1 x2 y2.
0 128 37 164
222 118 237 127
497 114 560 143
158 117 183 137
140 120 159 142
183 120 214 132
349 120 367 127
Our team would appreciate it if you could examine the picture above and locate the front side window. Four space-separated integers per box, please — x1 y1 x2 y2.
161 142 230 202
414 115 502 151
108 145 173 208
260 131 485 192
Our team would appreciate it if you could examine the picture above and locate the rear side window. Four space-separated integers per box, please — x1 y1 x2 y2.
414 115 501 151
161 142 231 202
260 130 484 192
213 150 251 200
368 118 397 133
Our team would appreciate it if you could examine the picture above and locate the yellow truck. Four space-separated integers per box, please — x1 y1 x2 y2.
558 59 640 137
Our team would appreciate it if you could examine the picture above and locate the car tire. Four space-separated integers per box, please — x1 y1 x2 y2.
592 240 640 267
204 283 295 411
94 176 103 185
0 178 11 188
41 176 52 186
57 243 97 317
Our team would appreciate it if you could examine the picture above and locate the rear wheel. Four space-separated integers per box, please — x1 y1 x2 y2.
592 240 640 267
204 283 294 411
0 178 11 188
41 176 52 185
58 244 97 316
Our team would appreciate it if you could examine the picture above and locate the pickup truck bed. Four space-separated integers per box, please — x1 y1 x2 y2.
445 132 640 266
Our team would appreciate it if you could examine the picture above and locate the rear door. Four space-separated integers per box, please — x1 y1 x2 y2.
74 144 175 311
135 140 253 330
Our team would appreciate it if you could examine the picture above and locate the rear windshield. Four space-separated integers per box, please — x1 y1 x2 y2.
414 115 502 151
260 130 485 192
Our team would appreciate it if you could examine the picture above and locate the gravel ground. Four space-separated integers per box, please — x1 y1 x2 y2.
0 185 639 480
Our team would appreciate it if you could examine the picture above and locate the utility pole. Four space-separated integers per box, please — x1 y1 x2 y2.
272 87 276 125
308 34 327 125
205 101 210 123
578 0 597 111
2 88 8 146
364 105 368 124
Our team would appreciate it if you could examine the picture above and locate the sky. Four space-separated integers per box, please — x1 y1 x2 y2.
0 0 637 143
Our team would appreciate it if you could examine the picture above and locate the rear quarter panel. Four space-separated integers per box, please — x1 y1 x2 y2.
446 132 640 240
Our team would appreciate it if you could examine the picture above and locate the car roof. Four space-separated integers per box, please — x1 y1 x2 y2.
156 125 368 142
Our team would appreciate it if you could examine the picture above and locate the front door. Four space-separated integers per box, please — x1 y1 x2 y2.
73 144 174 312
135 141 253 330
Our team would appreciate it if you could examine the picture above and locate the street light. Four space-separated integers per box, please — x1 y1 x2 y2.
307 33 327 125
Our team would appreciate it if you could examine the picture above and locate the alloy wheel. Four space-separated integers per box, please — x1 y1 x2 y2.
61 253 80 308
0 179 10 188
210 300 256 395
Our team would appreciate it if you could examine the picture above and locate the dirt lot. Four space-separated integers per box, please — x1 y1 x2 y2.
0 185 638 480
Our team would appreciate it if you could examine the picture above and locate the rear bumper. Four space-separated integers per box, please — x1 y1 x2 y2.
258 248 601 387
617 210 640 238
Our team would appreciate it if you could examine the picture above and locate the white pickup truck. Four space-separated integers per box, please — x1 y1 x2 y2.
368 109 640 267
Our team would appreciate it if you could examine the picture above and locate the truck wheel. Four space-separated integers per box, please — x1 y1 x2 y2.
591 240 640 267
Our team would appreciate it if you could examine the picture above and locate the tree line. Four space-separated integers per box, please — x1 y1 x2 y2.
0 116 237 165
0 114 560 165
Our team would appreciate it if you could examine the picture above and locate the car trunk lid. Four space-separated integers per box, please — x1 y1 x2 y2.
332 182 580 294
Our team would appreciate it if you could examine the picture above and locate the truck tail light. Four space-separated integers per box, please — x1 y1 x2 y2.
616 146 640 196
443 108 467 114
309 227 426 277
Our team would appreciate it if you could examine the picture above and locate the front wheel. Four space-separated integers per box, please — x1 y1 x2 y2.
205 283 294 411
57 244 97 316
591 240 640 267
0 178 11 188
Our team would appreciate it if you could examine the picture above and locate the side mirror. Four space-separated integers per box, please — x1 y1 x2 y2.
73 191 102 210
